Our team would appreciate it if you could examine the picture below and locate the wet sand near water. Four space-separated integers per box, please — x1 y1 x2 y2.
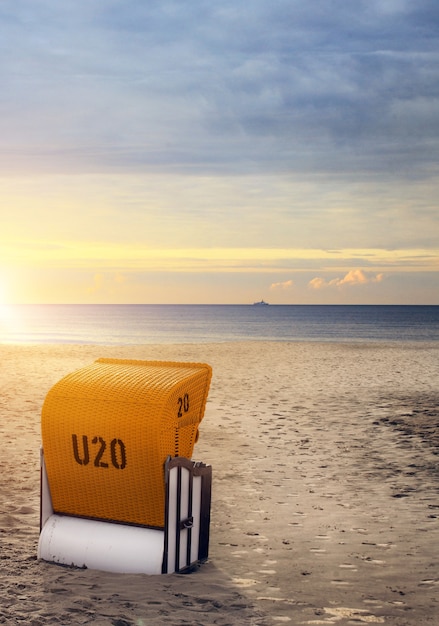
0 341 438 625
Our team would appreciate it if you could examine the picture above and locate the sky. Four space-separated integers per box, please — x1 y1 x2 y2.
1 0 438 304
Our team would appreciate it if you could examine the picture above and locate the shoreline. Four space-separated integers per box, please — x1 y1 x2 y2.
1 341 438 624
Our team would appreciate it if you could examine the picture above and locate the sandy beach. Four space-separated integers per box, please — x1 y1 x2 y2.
0 341 438 625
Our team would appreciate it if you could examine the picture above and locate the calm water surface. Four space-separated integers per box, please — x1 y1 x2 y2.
1 305 438 345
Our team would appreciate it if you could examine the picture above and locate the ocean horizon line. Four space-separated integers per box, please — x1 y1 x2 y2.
5 303 439 307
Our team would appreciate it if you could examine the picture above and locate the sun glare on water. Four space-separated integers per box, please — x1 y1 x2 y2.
0 303 14 321
0 302 17 332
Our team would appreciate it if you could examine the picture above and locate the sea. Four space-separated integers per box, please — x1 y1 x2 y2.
1 304 438 345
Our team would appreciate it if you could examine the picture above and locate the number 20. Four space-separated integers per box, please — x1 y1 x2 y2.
177 393 189 417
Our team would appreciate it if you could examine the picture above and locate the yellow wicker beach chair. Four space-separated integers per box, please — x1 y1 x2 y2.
38 358 213 574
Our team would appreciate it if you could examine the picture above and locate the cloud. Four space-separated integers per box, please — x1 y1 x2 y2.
308 277 327 290
309 270 384 289
86 273 105 295
1 1 438 179
338 269 384 286
87 272 127 295
270 279 294 290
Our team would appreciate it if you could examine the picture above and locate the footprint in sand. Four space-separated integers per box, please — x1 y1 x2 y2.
315 534 331 540
419 579 439 587
231 577 260 588
331 580 352 586
315 607 385 623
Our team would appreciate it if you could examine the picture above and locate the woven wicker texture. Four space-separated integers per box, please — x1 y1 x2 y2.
41 359 212 528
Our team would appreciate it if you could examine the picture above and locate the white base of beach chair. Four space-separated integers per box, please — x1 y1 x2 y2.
38 451 212 574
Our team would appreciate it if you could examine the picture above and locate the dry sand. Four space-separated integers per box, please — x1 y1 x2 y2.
0 341 438 625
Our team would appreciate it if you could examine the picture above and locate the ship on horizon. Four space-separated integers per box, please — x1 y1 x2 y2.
253 299 269 306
